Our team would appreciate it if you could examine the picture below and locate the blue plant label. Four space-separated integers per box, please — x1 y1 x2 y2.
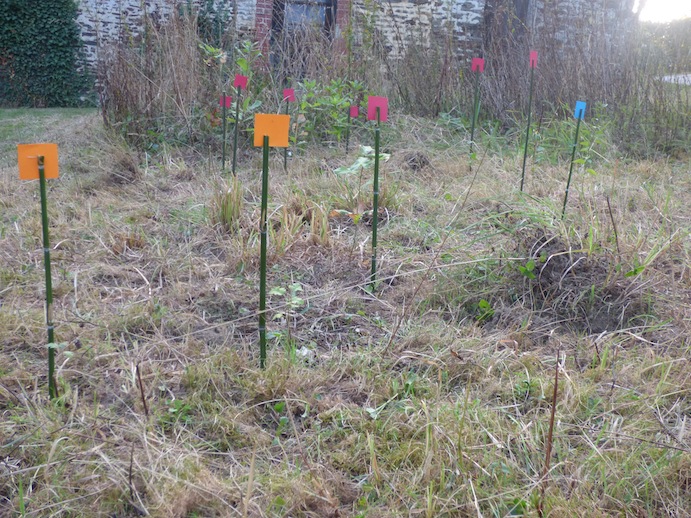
574 101 586 120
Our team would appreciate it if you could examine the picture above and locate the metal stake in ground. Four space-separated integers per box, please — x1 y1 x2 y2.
346 106 352 154
562 101 586 219
366 96 388 290
469 57 485 154
346 105 357 154
38 157 57 399
18 144 59 399
232 87 241 175
220 92 230 174
259 135 269 369
370 109 381 290
254 114 290 368
521 51 538 192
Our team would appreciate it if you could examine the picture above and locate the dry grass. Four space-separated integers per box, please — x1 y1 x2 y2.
0 109 689 517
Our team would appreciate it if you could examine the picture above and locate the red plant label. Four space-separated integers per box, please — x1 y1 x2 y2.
349 105 359 118
471 57 485 73
530 50 538 69
219 95 232 108
367 96 388 122
283 88 296 102
234 74 248 90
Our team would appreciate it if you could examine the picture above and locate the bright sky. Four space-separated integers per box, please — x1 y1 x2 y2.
633 0 691 23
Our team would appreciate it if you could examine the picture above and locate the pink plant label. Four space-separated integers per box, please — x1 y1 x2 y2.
471 57 485 73
530 50 538 69
283 88 296 102
367 96 388 122
219 95 232 108
349 105 359 118
234 74 248 90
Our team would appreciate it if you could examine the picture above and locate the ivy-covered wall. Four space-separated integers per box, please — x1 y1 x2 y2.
0 0 92 107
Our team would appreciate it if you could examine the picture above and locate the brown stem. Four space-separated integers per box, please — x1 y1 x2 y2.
136 363 149 419
538 350 560 517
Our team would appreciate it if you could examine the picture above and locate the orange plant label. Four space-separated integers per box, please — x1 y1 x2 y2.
17 143 59 180
254 114 290 148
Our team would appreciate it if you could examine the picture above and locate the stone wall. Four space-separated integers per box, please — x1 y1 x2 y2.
346 0 636 62
349 0 486 60
76 0 256 64
75 0 636 66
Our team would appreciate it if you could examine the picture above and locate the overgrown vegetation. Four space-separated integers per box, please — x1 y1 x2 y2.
96 5 688 161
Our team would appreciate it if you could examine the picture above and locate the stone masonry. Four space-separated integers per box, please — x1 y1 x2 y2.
76 0 636 65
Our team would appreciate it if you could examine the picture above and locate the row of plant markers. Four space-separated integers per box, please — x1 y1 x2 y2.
218 50 586 197
18 50 589 397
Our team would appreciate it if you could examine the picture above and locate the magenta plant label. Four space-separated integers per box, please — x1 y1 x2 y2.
574 101 586 120
234 74 248 90
530 50 538 69
350 105 359 118
283 88 296 102
471 57 485 73
219 95 232 108
367 96 388 122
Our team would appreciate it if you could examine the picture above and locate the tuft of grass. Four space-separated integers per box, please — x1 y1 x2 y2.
210 175 244 232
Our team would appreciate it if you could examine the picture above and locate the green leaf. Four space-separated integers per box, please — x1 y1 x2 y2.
625 265 645 277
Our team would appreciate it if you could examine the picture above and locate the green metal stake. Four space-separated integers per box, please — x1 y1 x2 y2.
38 156 57 399
561 116 583 219
283 100 290 172
232 85 241 175
259 135 269 369
369 108 381 291
222 91 227 174
345 108 351 154
469 70 481 153
520 65 535 192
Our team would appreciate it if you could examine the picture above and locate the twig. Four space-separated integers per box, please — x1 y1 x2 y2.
128 444 135 502
136 363 149 419
243 445 257 518
605 195 621 258
538 350 560 517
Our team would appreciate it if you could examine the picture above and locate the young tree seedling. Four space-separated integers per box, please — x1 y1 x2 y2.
232 74 248 175
346 105 359 154
283 88 296 171
220 93 232 174
469 57 485 154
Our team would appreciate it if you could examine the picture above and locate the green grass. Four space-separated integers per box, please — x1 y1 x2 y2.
0 109 689 517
